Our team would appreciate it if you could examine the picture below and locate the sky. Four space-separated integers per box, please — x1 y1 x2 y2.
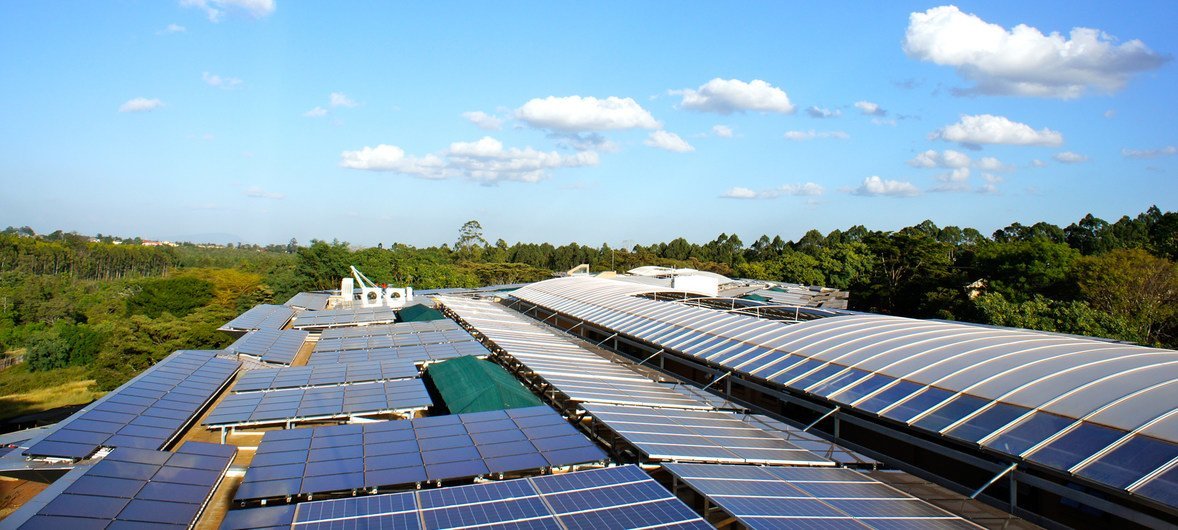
1 1 1176 248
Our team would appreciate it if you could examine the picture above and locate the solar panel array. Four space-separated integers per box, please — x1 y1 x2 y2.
13 442 236 530
307 340 489 366
24 350 239 460
233 359 420 393
223 465 711 530
318 319 463 340
436 296 713 410
314 328 476 353
221 303 296 332
291 305 399 330
226 328 309 365
585 403 834 466
284 292 331 310
742 414 879 467
234 406 606 503
204 379 432 428
663 463 981 529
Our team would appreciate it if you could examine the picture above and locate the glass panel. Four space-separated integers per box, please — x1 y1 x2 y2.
944 402 1032 443
882 387 954 423
769 359 822 385
1076 435 1178 489
810 369 871 398
858 380 923 414
984 412 1075 457
793 364 847 391
830 374 895 405
1134 463 1178 508
1026 422 1126 471
912 394 990 432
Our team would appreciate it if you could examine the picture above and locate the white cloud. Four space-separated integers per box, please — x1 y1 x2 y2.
784 130 850 141
903 5 1169 98
340 137 598 183
1030 159 1047 168
515 96 659 132
908 149 970 168
158 23 186 34
330 92 357 108
852 176 919 197
645 131 695 153
1104 109 1116 119
806 106 840 119
673 78 794 114
1122 146 1177 159
119 97 164 113
854 100 886 116
977 156 1014 172
244 186 284 200
303 106 327 118
931 167 972 192
711 125 734 138
721 183 824 199
181 0 275 22
462 111 503 131
931 114 1063 147
978 173 1004 194
202 71 242 89
1053 151 1089 164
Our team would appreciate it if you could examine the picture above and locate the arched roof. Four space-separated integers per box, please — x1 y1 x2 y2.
510 276 1178 506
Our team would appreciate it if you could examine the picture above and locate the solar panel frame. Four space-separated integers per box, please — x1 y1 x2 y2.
204 379 433 429
221 304 296 332
232 359 420 393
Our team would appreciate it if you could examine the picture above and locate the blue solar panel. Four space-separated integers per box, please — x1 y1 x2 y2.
235 406 603 503
205 379 433 428
24 351 239 460
219 504 298 530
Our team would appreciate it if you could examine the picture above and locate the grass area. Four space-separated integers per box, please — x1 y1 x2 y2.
0 363 103 421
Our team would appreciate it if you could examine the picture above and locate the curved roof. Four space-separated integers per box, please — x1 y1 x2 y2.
627 266 733 284
510 276 1178 506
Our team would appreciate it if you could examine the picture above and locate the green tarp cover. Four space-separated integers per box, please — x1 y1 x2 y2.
426 355 543 414
398 303 447 322
741 293 771 302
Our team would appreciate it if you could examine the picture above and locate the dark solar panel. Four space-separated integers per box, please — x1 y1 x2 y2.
285 292 332 311
233 359 420 393
226 329 309 365
288 465 708 529
205 379 433 428
319 319 462 341
235 406 605 503
12 442 235 530
291 306 399 330
663 463 980 529
221 304 296 331
24 351 239 460
307 339 489 366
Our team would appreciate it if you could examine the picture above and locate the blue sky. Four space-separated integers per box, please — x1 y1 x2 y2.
1 1 1175 247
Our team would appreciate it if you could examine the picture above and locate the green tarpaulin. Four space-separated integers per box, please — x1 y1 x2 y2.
741 293 771 302
426 355 543 414
398 303 447 322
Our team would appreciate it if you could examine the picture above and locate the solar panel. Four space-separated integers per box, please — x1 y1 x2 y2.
742 414 879 467
204 379 432 429
232 359 420 393
234 406 605 503
226 328 309 365
24 351 239 460
663 463 981 529
437 296 713 410
307 340 489 366
584 403 832 466
319 319 462 340
291 305 399 330
9 442 234 530
286 465 709 529
314 328 475 353
284 292 332 311
221 304 296 332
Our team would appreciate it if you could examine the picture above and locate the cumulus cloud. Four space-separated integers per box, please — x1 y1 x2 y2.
330 92 357 108
1030 159 1047 168
673 78 794 114
515 96 659 132
1053 151 1089 163
806 106 840 119
181 0 275 22
931 114 1063 147
645 131 694 153
978 173 1004 194
908 149 970 168
203 71 242 89
119 97 164 113
244 186 284 200
721 183 824 199
303 107 327 118
854 101 886 116
977 156 1014 172
462 111 503 130
340 137 598 183
784 130 849 141
158 23 186 34
1122 146 1177 159
712 125 734 138
903 5 1169 98
931 167 972 192
851 176 919 197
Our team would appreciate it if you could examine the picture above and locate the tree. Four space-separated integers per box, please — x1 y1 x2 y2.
286 238 298 254
973 239 1080 302
455 220 487 262
1075 248 1178 346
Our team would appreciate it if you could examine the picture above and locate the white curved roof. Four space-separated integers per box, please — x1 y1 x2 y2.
510 276 1178 505
627 266 733 284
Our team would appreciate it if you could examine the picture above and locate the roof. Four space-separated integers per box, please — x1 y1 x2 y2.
397 303 447 322
425 355 544 414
